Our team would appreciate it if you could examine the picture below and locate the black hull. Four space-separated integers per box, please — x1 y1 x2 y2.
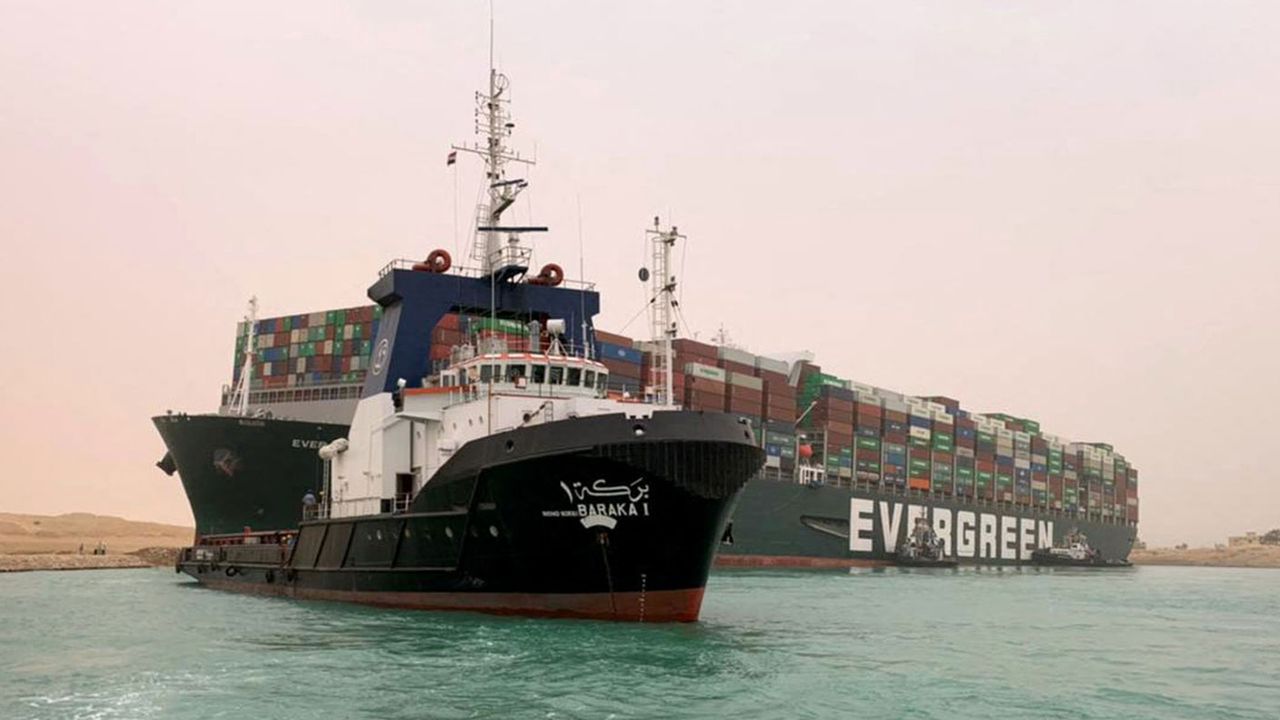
179 411 765 621
154 414 347 537
719 476 1137 567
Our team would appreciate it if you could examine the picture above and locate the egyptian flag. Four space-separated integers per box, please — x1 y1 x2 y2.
447 150 457 166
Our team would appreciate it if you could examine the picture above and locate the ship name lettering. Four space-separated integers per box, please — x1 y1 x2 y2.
577 502 641 519
848 501 1053 561
292 439 326 449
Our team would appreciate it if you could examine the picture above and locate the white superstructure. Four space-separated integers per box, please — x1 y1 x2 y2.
321 343 677 519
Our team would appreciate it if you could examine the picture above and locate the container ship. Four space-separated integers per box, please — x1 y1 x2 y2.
160 313 1139 566
154 36 1137 574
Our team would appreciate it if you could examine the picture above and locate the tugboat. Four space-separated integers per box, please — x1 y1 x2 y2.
1030 528 1131 567
174 52 764 621
894 516 958 568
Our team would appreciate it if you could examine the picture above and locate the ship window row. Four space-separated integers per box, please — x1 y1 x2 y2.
444 363 605 391
244 385 362 405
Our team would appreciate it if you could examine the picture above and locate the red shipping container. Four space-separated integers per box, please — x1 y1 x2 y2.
754 369 789 385
716 358 755 376
672 338 718 360
855 448 879 462
855 402 884 418
763 406 795 422
882 432 908 445
884 410 908 423
594 329 633 346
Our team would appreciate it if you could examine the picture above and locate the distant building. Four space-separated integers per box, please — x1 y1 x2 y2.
1228 532 1262 547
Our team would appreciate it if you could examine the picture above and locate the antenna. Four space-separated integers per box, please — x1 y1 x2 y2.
451 3 544 283
227 296 258 416
578 195 589 358
646 218 685 406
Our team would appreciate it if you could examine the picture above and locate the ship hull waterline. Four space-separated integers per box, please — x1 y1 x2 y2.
718 475 1137 568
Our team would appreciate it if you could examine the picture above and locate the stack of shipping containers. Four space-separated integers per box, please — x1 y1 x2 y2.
231 304 382 396
224 307 1139 527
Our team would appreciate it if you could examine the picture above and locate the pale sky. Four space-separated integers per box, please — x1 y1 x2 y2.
1 2 1276 547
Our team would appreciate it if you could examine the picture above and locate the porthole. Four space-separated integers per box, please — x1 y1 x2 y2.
633 424 646 437
505 440 515 453
445 527 454 539
489 525 499 538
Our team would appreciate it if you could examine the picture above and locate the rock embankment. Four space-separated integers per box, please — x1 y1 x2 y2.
0 554 151 573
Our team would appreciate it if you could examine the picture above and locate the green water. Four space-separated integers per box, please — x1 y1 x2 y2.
2 566 1278 719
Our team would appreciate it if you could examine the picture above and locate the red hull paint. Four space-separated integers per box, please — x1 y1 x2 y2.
714 554 892 569
197 577 705 622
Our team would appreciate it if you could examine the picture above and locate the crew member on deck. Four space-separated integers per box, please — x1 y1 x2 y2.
302 489 318 519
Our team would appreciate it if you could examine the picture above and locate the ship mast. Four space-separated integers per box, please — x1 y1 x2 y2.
647 218 684 406
227 296 257 416
451 12 543 283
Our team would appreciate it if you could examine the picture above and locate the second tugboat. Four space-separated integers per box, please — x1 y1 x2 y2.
1030 529 1131 567
175 53 763 621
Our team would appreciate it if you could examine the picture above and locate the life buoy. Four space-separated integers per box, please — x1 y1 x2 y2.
529 263 564 287
224 566 238 577
412 249 452 273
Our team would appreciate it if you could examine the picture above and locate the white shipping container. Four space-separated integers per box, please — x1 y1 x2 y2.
1015 458 1031 470
323 340 333 354
296 358 306 373
909 426 932 440
309 312 326 326
930 409 954 425
727 371 764 390
685 363 726 382
717 346 756 366
955 447 975 459
343 326 354 341
753 355 789 375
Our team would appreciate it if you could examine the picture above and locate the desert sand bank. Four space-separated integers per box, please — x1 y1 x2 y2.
0 512 193 555
1131 545 1280 569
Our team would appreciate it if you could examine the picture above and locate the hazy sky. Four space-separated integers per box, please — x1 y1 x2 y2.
1 2 1276 546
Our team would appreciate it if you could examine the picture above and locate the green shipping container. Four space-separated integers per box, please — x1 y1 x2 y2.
856 437 881 450
909 458 930 473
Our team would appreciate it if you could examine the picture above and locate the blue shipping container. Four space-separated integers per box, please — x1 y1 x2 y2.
909 416 931 428
596 341 642 364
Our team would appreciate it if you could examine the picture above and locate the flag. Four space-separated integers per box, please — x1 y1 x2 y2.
446 150 457 166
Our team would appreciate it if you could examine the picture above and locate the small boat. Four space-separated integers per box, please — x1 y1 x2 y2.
1030 532 1131 567
894 518 958 568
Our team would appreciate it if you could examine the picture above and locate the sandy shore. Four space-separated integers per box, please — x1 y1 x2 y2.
1131 545 1280 569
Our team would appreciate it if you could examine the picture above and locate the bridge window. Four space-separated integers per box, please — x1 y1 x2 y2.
583 370 595 389
567 367 582 386
479 365 493 383
531 364 546 384
506 364 527 383
596 373 607 392
549 365 564 385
